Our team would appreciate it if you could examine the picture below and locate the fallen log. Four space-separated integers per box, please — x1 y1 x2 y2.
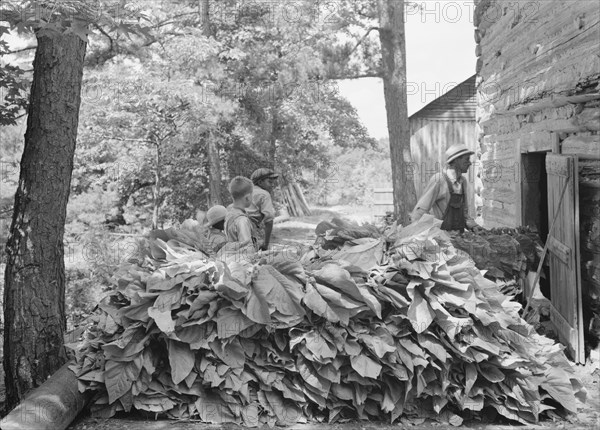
0 362 91 430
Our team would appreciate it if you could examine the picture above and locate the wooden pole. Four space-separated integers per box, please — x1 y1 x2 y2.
522 177 570 317
0 362 92 430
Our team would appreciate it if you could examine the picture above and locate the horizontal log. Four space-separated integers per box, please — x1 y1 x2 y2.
481 174 519 191
478 58 599 114
575 106 600 131
479 102 588 136
482 206 517 228
520 131 555 153
477 49 599 107
562 135 600 159
480 188 518 204
480 152 518 165
478 0 597 54
0 362 92 430
510 94 600 117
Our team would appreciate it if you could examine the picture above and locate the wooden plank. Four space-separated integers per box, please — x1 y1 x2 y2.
552 132 560 154
547 236 571 267
574 156 584 363
562 135 600 159
546 154 571 177
546 154 585 362
515 140 522 226
548 304 579 361
520 131 554 153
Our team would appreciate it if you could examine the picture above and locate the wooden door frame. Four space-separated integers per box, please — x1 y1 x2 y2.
517 132 559 226
518 133 584 362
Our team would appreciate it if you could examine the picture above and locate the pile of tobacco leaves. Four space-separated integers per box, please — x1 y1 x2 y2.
448 227 543 280
69 215 585 426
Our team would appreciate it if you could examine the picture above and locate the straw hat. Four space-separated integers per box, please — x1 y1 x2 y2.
206 205 227 226
446 144 474 163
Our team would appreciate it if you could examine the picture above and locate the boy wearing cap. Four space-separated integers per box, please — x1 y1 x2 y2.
248 168 278 251
224 176 256 248
411 144 481 232
203 205 227 254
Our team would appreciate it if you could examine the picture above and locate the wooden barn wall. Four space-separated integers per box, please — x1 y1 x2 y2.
474 0 600 229
409 118 477 213
411 75 477 121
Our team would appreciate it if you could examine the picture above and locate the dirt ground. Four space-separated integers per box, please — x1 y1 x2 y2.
3 207 600 429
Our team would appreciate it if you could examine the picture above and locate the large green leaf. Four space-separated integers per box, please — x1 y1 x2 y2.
303 282 343 323
407 286 435 334
168 340 195 384
350 355 382 379
104 355 143 404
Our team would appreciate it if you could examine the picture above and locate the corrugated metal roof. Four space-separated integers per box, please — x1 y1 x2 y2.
410 75 476 121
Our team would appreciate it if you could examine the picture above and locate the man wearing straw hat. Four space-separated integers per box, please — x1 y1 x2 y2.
410 144 481 232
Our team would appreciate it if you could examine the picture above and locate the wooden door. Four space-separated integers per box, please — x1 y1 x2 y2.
546 154 584 363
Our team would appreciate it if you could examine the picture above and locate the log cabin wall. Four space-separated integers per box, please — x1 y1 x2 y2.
409 75 478 215
474 0 600 345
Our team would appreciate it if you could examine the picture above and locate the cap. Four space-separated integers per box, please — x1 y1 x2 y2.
446 144 474 163
206 205 227 226
250 168 279 184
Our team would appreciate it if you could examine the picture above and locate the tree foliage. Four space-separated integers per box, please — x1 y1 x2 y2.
71 0 376 227
0 25 29 125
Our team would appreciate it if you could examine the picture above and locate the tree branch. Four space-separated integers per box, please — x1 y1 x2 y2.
330 72 382 80
93 23 114 52
101 135 152 144
7 45 36 54
154 12 199 29
347 27 380 58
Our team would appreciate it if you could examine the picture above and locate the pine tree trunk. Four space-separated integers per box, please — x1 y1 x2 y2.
202 0 223 205
152 142 161 229
208 136 223 205
3 30 86 410
378 0 416 225
268 106 278 169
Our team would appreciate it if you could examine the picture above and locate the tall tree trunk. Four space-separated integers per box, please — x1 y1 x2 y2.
203 0 223 205
378 0 416 224
268 105 278 169
208 134 223 205
3 30 86 410
152 143 161 229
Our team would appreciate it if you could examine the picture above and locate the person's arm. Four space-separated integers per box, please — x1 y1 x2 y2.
257 191 276 250
260 220 273 250
410 176 442 222
463 178 482 231
256 192 276 222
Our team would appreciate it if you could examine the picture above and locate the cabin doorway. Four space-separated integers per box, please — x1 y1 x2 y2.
521 151 584 362
521 152 550 298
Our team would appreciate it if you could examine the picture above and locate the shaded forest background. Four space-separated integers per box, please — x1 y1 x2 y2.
0 0 394 331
